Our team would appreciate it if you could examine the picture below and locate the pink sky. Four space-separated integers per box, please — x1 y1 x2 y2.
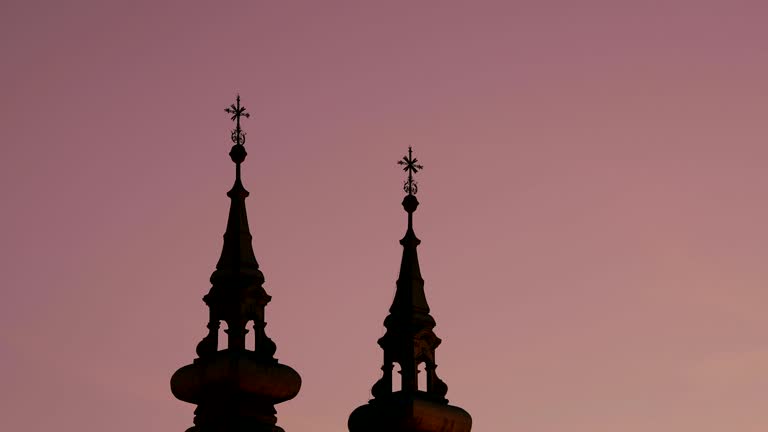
2 1 768 431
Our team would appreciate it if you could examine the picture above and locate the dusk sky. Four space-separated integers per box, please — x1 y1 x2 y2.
2 1 768 431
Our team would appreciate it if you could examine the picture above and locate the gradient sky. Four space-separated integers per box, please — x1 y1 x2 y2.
2 1 768 431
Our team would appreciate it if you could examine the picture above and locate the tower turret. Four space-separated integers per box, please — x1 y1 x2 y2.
348 148 472 432
171 96 301 432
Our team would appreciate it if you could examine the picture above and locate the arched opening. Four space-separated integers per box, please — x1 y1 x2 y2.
218 321 228 351
393 363 402 392
244 320 254 351
418 362 427 392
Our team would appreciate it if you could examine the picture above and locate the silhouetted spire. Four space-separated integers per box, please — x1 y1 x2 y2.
212 96 262 314
389 147 430 323
171 95 301 432
349 148 472 432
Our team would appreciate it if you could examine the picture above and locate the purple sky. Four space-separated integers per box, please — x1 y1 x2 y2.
2 2 768 431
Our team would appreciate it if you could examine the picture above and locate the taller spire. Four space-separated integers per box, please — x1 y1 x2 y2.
348 148 472 432
171 96 301 432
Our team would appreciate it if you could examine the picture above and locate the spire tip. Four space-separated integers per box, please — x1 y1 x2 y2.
397 146 423 196
225 94 251 149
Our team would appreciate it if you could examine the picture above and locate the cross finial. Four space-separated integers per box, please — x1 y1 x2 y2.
397 146 423 195
225 94 250 146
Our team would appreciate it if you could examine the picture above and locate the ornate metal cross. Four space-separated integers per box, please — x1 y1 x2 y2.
397 146 423 195
225 95 250 146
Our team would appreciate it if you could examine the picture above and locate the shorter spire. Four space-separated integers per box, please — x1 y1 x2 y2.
383 147 436 395
349 147 471 432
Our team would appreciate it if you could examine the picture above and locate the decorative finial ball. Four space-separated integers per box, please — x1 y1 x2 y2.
402 194 419 213
229 144 247 164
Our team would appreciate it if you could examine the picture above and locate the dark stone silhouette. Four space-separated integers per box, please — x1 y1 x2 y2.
348 148 472 432
171 96 301 432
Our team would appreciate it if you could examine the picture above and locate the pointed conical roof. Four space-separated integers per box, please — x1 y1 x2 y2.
389 194 429 316
209 143 264 290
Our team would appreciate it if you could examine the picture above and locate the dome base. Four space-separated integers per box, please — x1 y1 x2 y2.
349 393 471 432
171 350 301 432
